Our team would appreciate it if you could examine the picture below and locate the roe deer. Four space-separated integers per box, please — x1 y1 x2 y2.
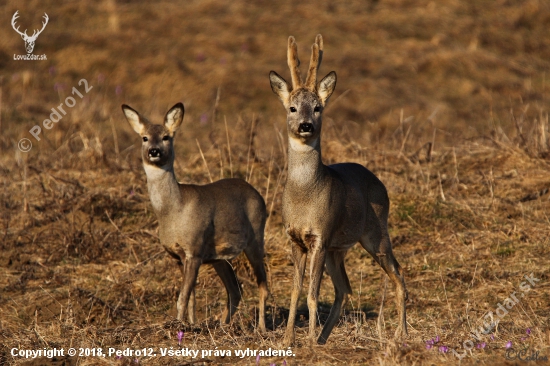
122 103 268 332
269 35 407 345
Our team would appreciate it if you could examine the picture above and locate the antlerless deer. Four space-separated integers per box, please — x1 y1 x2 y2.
121 103 268 332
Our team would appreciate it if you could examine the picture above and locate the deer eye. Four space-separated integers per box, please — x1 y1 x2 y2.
314 106 321 112
162 136 170 141
290 107 297 113
142 137 148 142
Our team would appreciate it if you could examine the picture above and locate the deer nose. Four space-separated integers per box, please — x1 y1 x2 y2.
298 123 314 133
148 148 161 158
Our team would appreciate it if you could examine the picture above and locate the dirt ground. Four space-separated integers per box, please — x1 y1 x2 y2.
1 0 549 365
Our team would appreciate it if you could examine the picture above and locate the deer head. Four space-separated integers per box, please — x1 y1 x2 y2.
269 35 337 148
12 11 49 54
122 103 185 169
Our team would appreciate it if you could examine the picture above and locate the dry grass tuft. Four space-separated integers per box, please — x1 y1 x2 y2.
1 0 550 365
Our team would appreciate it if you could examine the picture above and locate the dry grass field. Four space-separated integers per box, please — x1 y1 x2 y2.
1 0 550 365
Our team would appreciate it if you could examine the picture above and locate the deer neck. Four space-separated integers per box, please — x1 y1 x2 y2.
287 136 326 188
143 161 182 215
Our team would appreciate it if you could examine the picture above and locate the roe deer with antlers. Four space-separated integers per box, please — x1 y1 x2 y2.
269 35 407 345
122 103 268 331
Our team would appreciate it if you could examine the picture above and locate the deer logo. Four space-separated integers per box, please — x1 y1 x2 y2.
11 11 49 54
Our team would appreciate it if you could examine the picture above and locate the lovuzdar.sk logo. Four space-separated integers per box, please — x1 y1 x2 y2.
11 10 48 60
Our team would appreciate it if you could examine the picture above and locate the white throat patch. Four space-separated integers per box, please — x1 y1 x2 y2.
143 163 171 181
288 136 318 152
143 163 175 213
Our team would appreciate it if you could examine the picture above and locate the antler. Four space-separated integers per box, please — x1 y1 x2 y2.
29 13 48 40
287 36 303 89
11 11 28 38
287 35 325 91
305 34 323 91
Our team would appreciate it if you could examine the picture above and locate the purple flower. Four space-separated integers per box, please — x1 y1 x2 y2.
490 334 495 341
403 342 408 347
115 355 122 360
426 344 433 350
283 361 287 366
177 330 184 345
438 346 448 353
115 85 123 96
526 328 531 335
256 354 260 364
54 82 65 91
49 66 56 76
506 341 513 349
476 342 486 349
200 114 208 125
435 335 440 343
521 336 527 341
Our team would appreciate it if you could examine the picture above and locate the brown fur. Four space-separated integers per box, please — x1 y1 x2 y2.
121 103 269 332
287 36 302 89
304 35 323 90
269 35 408 346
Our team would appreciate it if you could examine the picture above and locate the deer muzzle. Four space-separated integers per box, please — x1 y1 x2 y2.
298 122 314 136
148 148 161 161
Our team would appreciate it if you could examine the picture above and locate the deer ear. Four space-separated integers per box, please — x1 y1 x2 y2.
164 102 184 134
121 104 146 134
318 71 337 105
269 71 291 106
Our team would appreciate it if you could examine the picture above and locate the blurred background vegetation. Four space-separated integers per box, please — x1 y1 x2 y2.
1 0 549 157
1 1 549 365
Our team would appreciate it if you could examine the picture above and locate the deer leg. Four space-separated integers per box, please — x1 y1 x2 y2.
175 260 196 324
306 241 327 342
318 250 352 344
165 244 197 324
188 287 196 324
283 242 307 347
177 257 201 322
244 244 268 333
360 231 408 338
212 261 241 324
379 237 407 338
361 194 408 338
